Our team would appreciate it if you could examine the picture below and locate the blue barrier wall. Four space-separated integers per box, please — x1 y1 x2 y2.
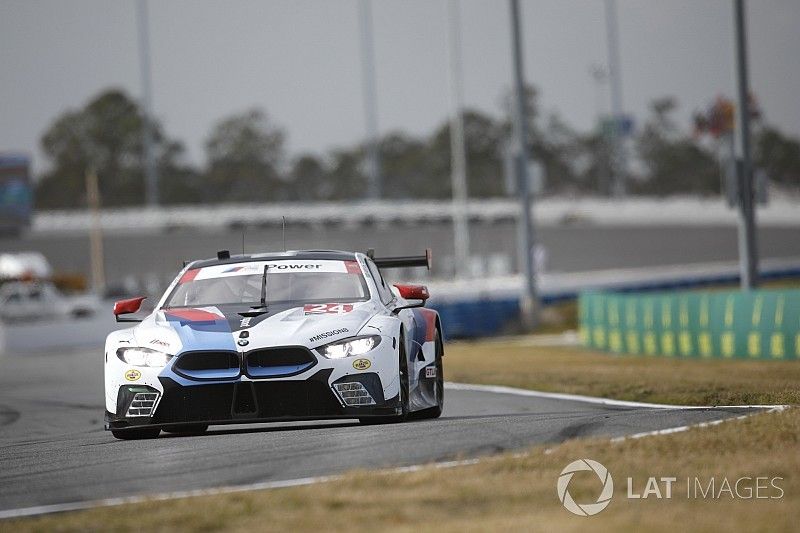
430 265 800 339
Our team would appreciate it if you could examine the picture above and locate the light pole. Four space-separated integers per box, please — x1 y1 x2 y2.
509 0 537 329
446 0 470 279
604 0 626 197
589 64 611 194
733 0 758 288
358 0 382 200
136 0 158 207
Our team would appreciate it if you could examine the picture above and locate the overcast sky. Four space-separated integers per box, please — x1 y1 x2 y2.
2 0 799 174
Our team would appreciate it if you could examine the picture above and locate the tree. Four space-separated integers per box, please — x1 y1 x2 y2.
756 127 800 189
204 108 286 202
634 97 721 195
571 131 613 195
380 132 439 199
324 148 368 200
427 109 506 198
286 154 329 201
498 85 582 195
36 89 191 208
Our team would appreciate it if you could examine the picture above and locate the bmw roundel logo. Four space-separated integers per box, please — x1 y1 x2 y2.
237 339 249 347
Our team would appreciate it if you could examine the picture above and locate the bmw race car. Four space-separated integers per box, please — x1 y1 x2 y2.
104 249 444 439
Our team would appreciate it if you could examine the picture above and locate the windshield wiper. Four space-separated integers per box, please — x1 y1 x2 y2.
260 263 268 307
240 265 269 317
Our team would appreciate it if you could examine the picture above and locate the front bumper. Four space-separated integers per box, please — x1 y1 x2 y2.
105 368 401 430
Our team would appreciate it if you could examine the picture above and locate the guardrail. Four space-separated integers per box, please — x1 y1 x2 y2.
31 197 800 234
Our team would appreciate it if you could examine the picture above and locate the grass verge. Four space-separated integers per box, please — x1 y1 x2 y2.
7 407 798 532
445 341 800 405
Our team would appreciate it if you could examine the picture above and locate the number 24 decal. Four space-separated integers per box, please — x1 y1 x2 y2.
304 303 354 315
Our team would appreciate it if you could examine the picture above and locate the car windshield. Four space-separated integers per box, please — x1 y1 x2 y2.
164 259 368 308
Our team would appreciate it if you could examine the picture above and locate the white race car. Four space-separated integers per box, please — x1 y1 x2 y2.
104 249 443 439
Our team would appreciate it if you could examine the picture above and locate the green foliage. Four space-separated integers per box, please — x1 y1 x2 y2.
36 89 195 208
287 154 328 201
428 110 506 198
634 97 721 195
34 87 800 208
205 108 285 202
756 127 800 188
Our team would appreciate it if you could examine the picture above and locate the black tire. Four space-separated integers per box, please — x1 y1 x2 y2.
111 427 161 440
360 334 409 425
162 424 208 435
416 328 444 420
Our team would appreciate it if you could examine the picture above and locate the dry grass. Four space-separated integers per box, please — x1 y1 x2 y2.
445 341 800 405
7 407 798 533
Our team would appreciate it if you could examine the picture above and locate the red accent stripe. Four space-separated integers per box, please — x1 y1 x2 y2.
344 261 362 274
418 308 438 342
179 269 199 284
165 308 221 322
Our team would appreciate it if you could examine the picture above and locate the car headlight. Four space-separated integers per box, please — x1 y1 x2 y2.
116 347 173 367
317 335 381 359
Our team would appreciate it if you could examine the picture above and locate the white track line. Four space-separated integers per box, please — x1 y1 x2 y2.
445 382 789 410
0 385 788 521
609 405 787 442
0 458 483 521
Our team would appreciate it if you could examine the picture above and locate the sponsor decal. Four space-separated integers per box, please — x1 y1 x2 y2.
304 303 354 315
266 263 322 270
222 265 258 274
352 358 371 370
309 328 349 343
124 369 142 382
149 339 169 348
192 260 351 281
557 459 614 516
240 317 252 328
425 366 437 378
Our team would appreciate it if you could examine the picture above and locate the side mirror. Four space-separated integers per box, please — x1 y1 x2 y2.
394 284 429 301
113 296 146 322
392 284 429 314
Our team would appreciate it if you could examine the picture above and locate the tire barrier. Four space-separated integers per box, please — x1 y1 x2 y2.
579 289 800 360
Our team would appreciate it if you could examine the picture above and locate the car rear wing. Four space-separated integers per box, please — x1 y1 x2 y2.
367 248 431 270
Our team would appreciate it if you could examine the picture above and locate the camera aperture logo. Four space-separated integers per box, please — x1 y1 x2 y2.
557 459 614 516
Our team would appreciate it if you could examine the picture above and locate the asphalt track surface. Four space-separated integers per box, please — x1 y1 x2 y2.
0 346 757 515
3 223 800 285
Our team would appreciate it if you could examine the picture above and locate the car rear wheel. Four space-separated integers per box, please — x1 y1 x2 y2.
416 328 444 420
111 427 161 440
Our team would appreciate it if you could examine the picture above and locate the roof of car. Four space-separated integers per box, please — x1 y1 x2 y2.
190 250 359 269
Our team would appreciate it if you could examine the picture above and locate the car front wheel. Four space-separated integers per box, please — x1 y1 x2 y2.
360 334 409 425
